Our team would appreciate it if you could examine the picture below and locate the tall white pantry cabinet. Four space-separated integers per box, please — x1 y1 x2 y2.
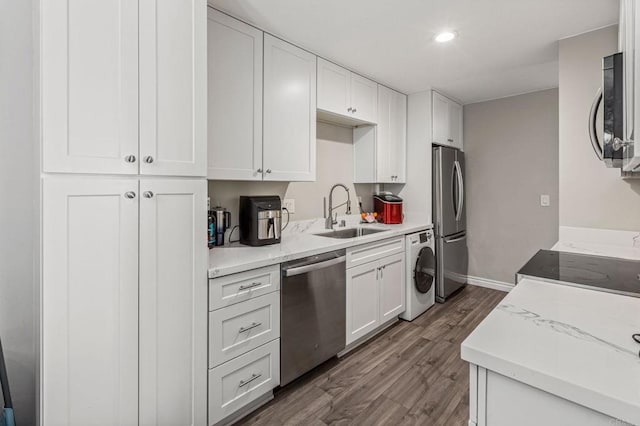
39 1 208 425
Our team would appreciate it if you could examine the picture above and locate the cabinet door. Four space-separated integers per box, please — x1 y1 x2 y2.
375 85 393 183
432 91 450 146
42 177 139 426
140 0 207 177
139 179 207 426
346 262 380 345
391 90 408 182
317 58 352 117
379 253 405 323
207 9 263 181
41 0 138 174
449 100 463 150
263 34 317 181
351 73 378 123
376 86 407 183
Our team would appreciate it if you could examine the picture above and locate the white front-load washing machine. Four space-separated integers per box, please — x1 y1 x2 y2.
400 229 436 321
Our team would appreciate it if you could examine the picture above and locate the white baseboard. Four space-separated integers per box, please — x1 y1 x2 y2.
466 275 514 293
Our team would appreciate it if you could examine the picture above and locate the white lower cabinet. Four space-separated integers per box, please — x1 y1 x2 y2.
208 268 281 425
346 239 405 346
379 253 406 323
346 262 380 344
42 177 139 426
209 340 280 425
42 176 207 426
469 365 626 426
209 292 280 368
138 179 208 426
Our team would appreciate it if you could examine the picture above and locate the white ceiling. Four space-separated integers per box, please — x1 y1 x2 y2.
209 0 619 104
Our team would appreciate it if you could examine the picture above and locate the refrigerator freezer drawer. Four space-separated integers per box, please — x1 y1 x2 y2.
437 233 468 302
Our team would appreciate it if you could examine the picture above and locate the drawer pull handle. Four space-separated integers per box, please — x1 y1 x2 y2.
239 373 262 388
238 282 262 291
239 322 262 334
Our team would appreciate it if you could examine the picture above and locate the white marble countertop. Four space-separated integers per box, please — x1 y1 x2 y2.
208 215 432 278
553 225 640 260
462 278 640 425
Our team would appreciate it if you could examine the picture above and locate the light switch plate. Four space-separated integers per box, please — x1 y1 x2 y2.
540 194 550 207
283 198 295 214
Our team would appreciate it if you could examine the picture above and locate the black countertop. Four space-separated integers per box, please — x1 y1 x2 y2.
517 249 640 297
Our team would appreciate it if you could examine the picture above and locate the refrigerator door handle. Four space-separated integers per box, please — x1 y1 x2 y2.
454 160 464 222
444 233 467 243
451 160 458 219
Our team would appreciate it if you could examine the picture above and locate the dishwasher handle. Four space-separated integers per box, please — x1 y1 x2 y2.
282 255 346 277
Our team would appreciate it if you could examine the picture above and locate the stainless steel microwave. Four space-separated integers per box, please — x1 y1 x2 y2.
590 52 624 168
590 52 639 175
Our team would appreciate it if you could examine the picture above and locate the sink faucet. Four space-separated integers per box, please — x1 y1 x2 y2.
325 183 351 230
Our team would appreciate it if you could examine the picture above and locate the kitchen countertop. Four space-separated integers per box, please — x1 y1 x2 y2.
461 278 640 425
208 216 432 278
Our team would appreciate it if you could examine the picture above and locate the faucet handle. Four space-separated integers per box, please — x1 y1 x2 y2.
332 213 338 225
339 219 346 228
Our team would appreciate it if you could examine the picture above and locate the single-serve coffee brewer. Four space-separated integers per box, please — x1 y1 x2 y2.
239 196 281 246
209 207 231 247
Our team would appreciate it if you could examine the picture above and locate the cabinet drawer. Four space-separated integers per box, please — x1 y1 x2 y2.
346 236 405 269
209 264 280 311
209 292 280 368
209 339 280 425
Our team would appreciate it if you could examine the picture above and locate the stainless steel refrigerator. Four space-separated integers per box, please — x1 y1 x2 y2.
433 145 468 302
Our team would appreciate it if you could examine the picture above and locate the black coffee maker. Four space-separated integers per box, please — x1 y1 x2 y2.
239 196 282 246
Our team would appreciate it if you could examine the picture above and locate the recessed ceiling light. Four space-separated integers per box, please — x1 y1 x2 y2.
435 31 456 43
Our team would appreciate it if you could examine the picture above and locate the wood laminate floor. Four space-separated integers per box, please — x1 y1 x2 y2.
238 285 506 426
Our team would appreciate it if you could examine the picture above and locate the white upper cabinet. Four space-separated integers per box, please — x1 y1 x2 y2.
207 9 263 180
620 0 640 172
354 85 407 183
42 177 139 426
432 91 463 150
139 0 207 177
376 85 407 183
317 58 378 124
42 0 206 177
317 59 352 117
263 34 317 181
351 74 379 123
448 101 463 151
139 179 207 426
41 0 139 175
432 91 450 145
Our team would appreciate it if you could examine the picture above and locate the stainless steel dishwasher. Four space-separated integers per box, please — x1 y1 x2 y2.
280 250 346 386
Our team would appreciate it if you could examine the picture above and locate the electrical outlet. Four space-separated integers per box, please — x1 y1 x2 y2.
283 199 295 214
540 194 550 207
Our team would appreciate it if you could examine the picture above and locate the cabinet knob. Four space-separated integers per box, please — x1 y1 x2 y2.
124 191 136 199
347 107 353 112
257 168 263 173
143 191 154 199
447 138 454 143
352 108 357 113
266 169 272 174
124 154 136 163
143 156 154 164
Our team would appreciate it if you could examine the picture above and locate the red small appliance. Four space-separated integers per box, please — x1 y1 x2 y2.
373 193 403 224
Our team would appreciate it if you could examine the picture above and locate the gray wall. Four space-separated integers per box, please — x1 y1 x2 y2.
559 25 640 231
209 122 375 227
464 89 559 284
0 0 37 424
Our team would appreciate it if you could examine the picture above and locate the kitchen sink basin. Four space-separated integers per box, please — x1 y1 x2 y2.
314 227 388 239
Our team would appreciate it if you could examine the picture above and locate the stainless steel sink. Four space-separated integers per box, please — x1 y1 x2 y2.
314 227 388 239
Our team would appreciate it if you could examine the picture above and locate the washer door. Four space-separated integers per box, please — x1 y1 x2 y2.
414 246 435 294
